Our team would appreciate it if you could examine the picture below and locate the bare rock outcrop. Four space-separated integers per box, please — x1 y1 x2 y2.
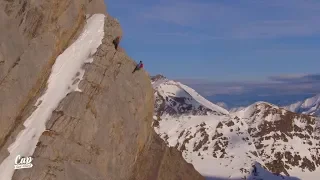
0 0 204 180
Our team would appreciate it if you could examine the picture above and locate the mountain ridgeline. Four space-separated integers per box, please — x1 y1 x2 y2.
0 1 203 180
152 75 320 180
151 75 229 117
284 94 320 117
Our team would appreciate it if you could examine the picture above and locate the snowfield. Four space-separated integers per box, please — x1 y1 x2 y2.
0 14 105 180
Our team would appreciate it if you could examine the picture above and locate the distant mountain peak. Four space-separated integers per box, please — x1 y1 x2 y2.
284 94 320 116
151 74 167 82
250 101 278 108
152 78 228 117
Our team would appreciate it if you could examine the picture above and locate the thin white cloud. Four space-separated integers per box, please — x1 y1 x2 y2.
231 18 320 39
141 1 232 26
153 31 225 40
138 0 320 39
179 73 320 96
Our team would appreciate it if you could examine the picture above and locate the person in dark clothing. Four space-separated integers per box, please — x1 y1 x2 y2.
113 36 121 50
132 61 144 73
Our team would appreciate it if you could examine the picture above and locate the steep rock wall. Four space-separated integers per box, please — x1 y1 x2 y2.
0 1 204 180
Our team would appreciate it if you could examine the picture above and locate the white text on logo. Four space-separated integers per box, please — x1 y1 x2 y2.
14 155 33 170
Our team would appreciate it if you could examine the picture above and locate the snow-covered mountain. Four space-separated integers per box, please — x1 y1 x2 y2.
151 75 229 117
284 94 320 117
152 75 320 180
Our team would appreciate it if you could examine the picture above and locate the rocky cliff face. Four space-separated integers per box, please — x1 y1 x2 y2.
0 1 204 180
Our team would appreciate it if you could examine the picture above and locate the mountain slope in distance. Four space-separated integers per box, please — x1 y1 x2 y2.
284 94 320 117
152 75 320 180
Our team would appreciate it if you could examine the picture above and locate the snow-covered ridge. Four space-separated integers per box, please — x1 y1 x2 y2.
152 75 228 117
232 101 281 120
283 94 320 117
177 82 229 115
0 14 105 180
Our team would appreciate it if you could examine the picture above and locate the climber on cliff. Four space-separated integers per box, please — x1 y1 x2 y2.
113 36 121 50
132 61 144 73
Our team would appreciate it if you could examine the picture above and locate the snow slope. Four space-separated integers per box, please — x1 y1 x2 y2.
284 94 320 116
155 114 259 179
152 77 320 180
0 14 105 180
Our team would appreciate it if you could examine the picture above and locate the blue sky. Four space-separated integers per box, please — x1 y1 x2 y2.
105 0 320 105
105 0 320 81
